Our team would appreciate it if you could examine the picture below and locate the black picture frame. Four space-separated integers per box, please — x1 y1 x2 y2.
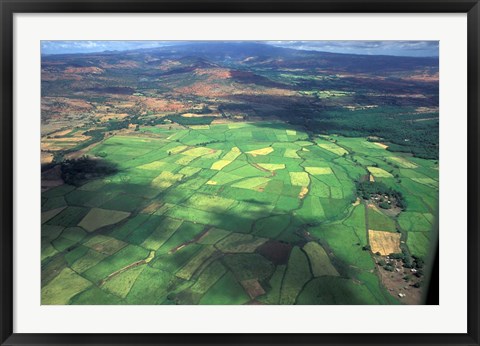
1 1 478 345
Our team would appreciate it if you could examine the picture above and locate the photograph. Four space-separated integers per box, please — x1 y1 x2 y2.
39 40 439 305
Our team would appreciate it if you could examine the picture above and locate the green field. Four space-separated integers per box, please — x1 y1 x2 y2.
41 121 438 305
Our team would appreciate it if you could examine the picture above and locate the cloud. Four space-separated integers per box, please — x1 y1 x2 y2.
41 40 439 57
41 41 174 55
266 41 439 57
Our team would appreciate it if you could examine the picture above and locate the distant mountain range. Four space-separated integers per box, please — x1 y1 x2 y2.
43 41 438 75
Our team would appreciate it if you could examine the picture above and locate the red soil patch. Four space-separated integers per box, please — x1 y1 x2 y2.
64 66 104 74
402 72 439 82
177 80 295 98
195 68 232 79
100 60 139 69
177 82 231 97
155 60 182 71
141 97 188 112
41 72 83 81
42 97 93 110
42 97 93 112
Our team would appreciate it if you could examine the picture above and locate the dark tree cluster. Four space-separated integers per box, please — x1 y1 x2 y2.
355 181 407 209
132 116 168 126
385 252 425 276
167 114 216 126
60 156 118 186
187 105 212 114
104 119 131 131
311 107 439 160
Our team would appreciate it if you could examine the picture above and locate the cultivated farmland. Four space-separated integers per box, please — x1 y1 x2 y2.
42 121 438 305
41 41 439 305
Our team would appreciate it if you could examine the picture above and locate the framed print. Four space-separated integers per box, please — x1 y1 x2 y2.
0 1 479 345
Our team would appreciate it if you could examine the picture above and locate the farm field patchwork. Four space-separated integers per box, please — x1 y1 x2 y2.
41 121 438 305
40 40 439 305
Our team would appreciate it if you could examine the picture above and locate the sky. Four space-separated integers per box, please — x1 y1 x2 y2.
267 41 438 57
41 40 439 57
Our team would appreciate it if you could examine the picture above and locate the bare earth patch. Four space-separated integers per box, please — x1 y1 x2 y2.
368 230 401 256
